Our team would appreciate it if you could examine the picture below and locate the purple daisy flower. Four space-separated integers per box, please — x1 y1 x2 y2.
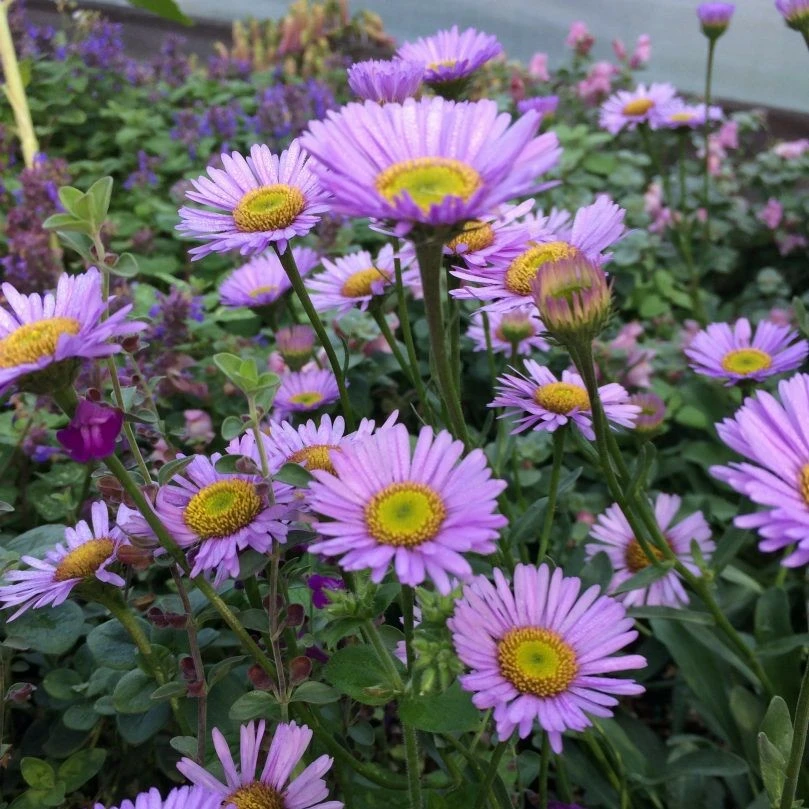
586 494 715 607
0 502 124 620
490 361 639 438
0 268 145 396
452 196 626 312
517 95 559 121
396 26 502 85
466 307 550 356
711 373 809 567
347 59 425 103
177 140 332 259
177 720 341 809
599 83 680 134
697 3 736 37
776 0 809 31
307 243 417 315
94 786 221 809
219 246 320 309
274 369 341 421
449 563 646 750
300 96 561 232
630 391 666 432
684 318 808 385
307 423 507 594
661 101 723 129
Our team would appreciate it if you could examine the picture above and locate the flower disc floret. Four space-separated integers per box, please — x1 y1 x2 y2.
288 444 340 475
183 480 262 540
0 317 80 368
365 482 447 547
505 241 579 295
232 185 306 233
227 782 283 809
534 381 590 414
341 268 391 298
497 627 578 697
54 538 116 582
721 348 772 375
375 157 483 212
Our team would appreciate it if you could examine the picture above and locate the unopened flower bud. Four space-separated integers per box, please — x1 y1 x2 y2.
276 325 316 371
697 3 736 39
289 655 312 686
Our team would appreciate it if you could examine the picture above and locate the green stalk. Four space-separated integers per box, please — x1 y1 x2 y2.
779 657 809 809
401 585 416 674
371 307 419 391
481 311 497 383
538 733 550 809
472 741 508 809
537 427 566 564
415 239 470 447
702 38 717 241
274 245 355 430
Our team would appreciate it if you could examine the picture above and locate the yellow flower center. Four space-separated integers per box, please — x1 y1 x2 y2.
226 782 284 809
622 98 655 116
288 390 325 408
248 285 278 299
495 317 535 344
232 184 306 233
625 538 666 573
288 444 340 475
375 157 482 213
504 241 579 296
446 220 496 254
365 482 447 547
669 111 696 123
427 58 458 71
183 480 262 540
341 267 390 298
534 381 590 414
497 627 578 697
0 317 81 369
53 538 116 582
798 464 809 506
720 348 773 376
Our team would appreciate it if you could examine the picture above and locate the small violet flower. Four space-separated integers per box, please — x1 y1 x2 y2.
56 399 124 463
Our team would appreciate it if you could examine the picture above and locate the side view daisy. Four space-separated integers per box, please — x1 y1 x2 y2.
0 268 145 397
490 361 639 438
466 307 550 356
450 563 646 750
274 369 341 421
599 83 679 134
308 423 507 594
177 720 342 809
219 246 320 309
517 95 559 121
661 101 723 129
94 786 221 809
586 494 715 607
0 502 124 620
347 58 424 103
177 140 331 259
684 317 808 385
711 373 809 567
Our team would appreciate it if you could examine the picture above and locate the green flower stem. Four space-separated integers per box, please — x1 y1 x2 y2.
537 427 566 564
702 38 717 241
472 741 508 809
481 311 497 382
779 656 809 809
371 307 419 391
0 0 39 167
363 619 404 691
401 585 416 673
415 239 470 447
538 733 550 809
274 244 355 430
268 546 289 721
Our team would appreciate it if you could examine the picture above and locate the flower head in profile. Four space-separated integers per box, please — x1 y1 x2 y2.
516 95 559 121
491 361 638 439
274 369 340 421
450 563 646 750
177 720 342 809
452 196 625 312
300 96 560 233
219 247 320 309
57 399 123 462
662 101 723 129
94 786 221 809
276 325 316 370
467 307 550 356
775 0 809 33
697 3 736 38
586 494 714 607
711 373 809 567
0 502 124 620
396 26 502 86
347 59 424 103
0 268 144 397
308 424 507 593
684 318 808 385
177 140 331 259
599 83 679 134
630 391 666 432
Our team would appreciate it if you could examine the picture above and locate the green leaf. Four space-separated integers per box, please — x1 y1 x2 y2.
54 230 93 261
42 213 92 234
126 0 193 25
58 186 84 216
628 606 713 624
6 601 84 654
760 696 793 760
323 645 400 706
157 455 194 486
113 252 139 278
399 682 481 733
42 669 83 701
20 758 56 789
87 619 141 669
757 733 786 805
86 177 114 224
290 681 340 705
221 416 245 441
150 681 188 701
63 702 100 731
116 704 171 745
207 656 248 689
58 748 106 793
113 669 158 714
229 691 280 722
666 749 749 779
169 736 198 759
275 462 314 487
612 559 675 595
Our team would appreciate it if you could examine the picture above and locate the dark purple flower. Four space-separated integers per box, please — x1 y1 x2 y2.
307 574 345 608
147 286 205 346
123 150 159 190
56 399 124 462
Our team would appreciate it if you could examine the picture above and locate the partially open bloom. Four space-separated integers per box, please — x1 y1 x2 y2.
0 268 144 397
347 59 424 103
565 21 594 56
452 196 626 312
599 83 679 134
274 369 341 420
466 307 549 356
629 34 651 68
178 721 341 809
533 255 612 344
276 325 316 370
491 361 638 439
586 494 714 607
0 502 124 620
661 101 723 129
528 52 550 81
711 374 809 567
396 26 502 86
775 0 809 32
308 424 507 593
219 247 320 309
578 61 616 105
684 318 808 385
450 563 646 750
516 95 559 121
300 96 560 232
94 786 221 809
630 392 666 432
177 141 331 258
697 3 736 38
56 399 123 462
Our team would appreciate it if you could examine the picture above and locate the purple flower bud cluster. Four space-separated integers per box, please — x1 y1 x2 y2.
69 17 125 71
147 286 205 347
249 80 336 145
123 150 160 190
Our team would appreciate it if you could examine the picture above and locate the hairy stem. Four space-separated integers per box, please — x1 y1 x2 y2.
537 427 566 564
